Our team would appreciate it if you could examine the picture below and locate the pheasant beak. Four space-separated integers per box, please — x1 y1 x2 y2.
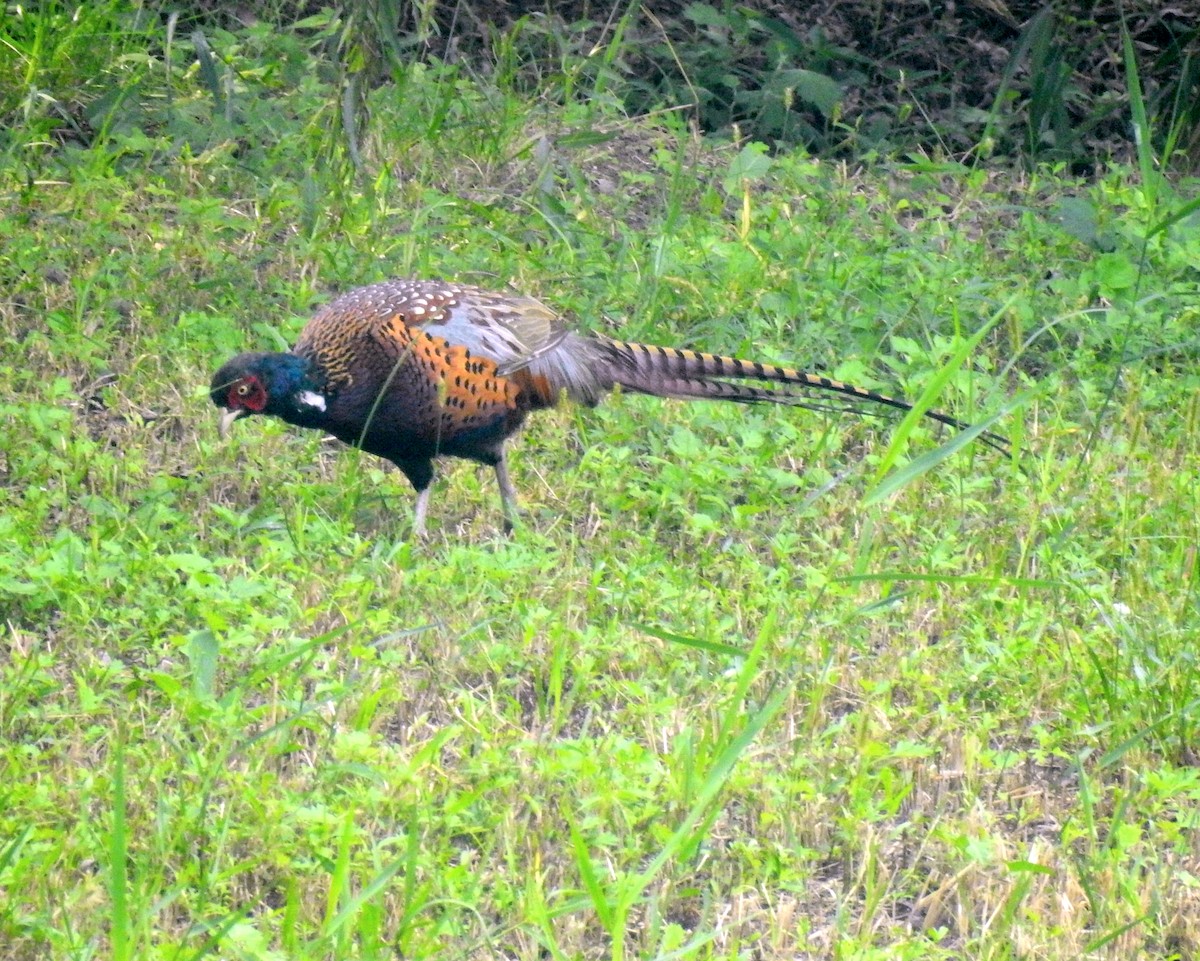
218 407 248 438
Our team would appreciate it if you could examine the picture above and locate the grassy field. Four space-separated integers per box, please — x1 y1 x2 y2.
3 8 1200 960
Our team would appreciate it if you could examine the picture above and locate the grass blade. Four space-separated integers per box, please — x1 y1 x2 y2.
636 624 746 658
865 389 1032 505
109 730 129 961
569 818 614 928
869 299 1012 487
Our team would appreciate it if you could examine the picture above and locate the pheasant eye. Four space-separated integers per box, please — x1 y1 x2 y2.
236 384 250 397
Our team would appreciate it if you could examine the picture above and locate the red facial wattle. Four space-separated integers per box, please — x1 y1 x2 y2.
228 377 268 413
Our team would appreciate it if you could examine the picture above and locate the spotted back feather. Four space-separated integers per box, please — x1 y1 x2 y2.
295 280 613 408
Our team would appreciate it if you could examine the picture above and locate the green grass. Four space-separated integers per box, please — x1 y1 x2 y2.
3 7 1200 960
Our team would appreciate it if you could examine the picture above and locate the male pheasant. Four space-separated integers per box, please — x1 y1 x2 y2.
211 279 1007 534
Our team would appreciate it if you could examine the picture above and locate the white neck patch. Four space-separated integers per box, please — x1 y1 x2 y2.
297 391 327 413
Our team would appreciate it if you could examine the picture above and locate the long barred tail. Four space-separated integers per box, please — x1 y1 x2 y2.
598 338 1010 455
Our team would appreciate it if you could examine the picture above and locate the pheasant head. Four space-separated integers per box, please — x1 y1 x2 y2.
210 352 329 436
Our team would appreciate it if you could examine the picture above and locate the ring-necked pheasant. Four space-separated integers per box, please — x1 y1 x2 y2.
211 279 1007 534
